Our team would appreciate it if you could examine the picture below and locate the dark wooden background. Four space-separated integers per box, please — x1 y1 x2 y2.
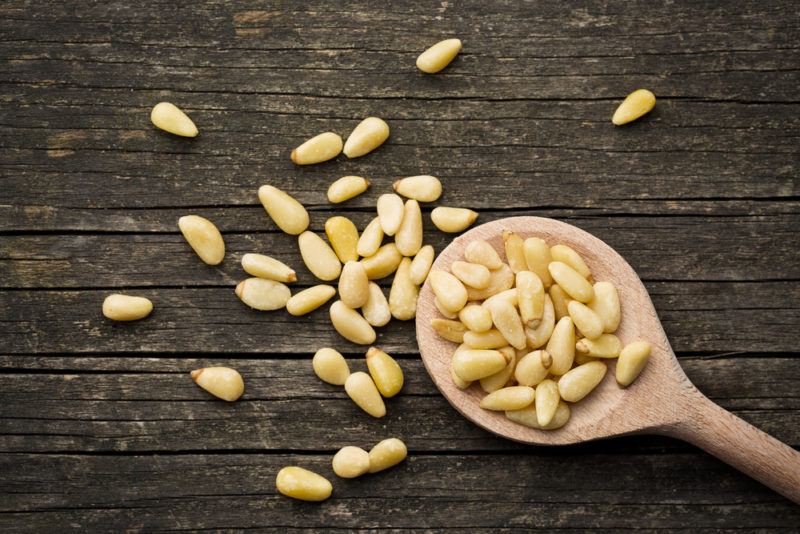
2 0 799 531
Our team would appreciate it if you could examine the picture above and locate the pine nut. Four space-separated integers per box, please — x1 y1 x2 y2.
312 347 350 385
574 353 597 366
546 316 576 375
368 438 407 473
416 38 462 73
190 367 244 402
451 261 491 289
377 193 405 236
330 301 376 345
502 230 527 273
464 240 503 270
327 175 370 204
548 261 594 303
588 281 621 333
551 244 592 281
389 257 419 320
298 231 342 281
452 349 508 381
431 318 467 343
429 271 468 313
576 334 622 359
558 360 607 402
178 215 225 265
150 102 198 137
343 117 390 158
366 347 404 397
479 346 517 393
290 131 342 165
395 199 423 256
549 284 571 320
357 217 384 258
514 349 552 387
612 89 656 126
258 185 310 235
242 253 297 283
435 297 458 319
344 371 386 417
431 207 478 233
523 237 553 287
235 278 291 311
332 446 370 478
464 329 508 349
616 341 652 387
567 300 604 340
466 264 514 301
506 400 570 430
287 285 336 316
525 294 555 349
362 282 391 327
102 294 153 321
535 378 560 426
361 243 403 280
480 385 535 411
458 303 493 333
450 344 472 389
482 288 518 310
325 216 359 263
339 261 370 309
393 175 442 202
409 245 435 285
276 466 332 502
488 299 527 350
516 271 545 326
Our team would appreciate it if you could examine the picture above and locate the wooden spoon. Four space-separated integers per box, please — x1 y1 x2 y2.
416 216 800 503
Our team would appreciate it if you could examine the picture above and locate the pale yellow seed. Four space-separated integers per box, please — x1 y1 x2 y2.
551 244 592 281
344 117 390 158
576 334 622 359
450 344 473 389
575 353 597 366
516 271 544 326
506 400 570 430
463 329 508 350
290 131 343 165
549 284 571 321
409 245 435 285
286 285 335 316
362 282 391 327
312 347 350 385
567 300 604 340
488 299 527 350
178 215 225 265
612 89 656 126
377 193 405 236
298 231 342 281
368 438 407 473
276 466 332 502
241 253 297 283
416 38 462 74
480 385 535 411
366 347 404 397
361 243 403 280
330 301 376 345
546 316 575 375
429 270 468 313
395 199 423 256
451 261 491 289
102 294 153 321
452 349 508 381
502 230 527 273
558 360 607 402
357 217 384 258
458 303 493 333
235 278 291 311
332 446 370 478
588 281 621 333
482 288 518 310
190 367 244 402
327 175 370 204
344 371 386 417
466 264 514 301
514 349 552 387
434 297 458 319
548 262 594 303
338 261 370 309
431 207 478 233
525 294 555 349
325 216 359 263
464 240 503 270
389 257 419 320
535 378 560 427
150 102 198 137
431 318 467 343
523 237 553 287
258 185 310 235
616 341 652 387
393 175 442 202
479 346 517 393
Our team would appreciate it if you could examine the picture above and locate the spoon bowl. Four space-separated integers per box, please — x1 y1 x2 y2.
416 216 800 502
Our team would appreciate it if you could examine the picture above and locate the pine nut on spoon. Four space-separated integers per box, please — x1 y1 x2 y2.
415 216 800 502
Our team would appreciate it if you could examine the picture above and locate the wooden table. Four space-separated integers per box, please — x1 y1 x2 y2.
2 1 799 530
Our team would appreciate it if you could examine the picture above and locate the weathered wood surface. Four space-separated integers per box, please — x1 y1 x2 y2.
1 0 799 530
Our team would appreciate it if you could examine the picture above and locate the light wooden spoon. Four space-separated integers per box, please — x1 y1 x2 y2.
416 216 800 503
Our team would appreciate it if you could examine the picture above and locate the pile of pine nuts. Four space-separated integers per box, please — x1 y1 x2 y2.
431 233 652 430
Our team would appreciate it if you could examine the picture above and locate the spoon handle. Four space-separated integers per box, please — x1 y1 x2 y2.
667 388 800 503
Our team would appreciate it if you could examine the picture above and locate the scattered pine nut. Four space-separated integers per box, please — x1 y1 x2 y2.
178 215 225 265
366 347 404 397
286 285 336 316
368 438 407 473
451 260 491 289
344 371 386 417
190 367 244 401
276 466 332 501
357 217 385 258
429 270 468 314
362 283 392 327
393 175 442 202
522 237 553 287
328 175 370 204
409 245 435 285
479 346 517 393
588 281 621 333
550 244 592 281
548 262 594 303
377 193 405 236
150 102 198 137
514 349 552 387
395 199 423 256
612 89 656 126
235 278 291 311
258 185 310 235
502 230 527 274
576 333 622 359
339 260 370 309
325 216 359 263
330 301 376 345
241 253 297 283
480 386 535 411
452 349 508 381
361 243 403 280
389 257 419 320
465 240 503 270
312 347 350 385
431 207 478 233
343 117 390 158
567 300 604 340
516 271 545 326
488 299 527 350
535 378 560 426
558 361 607 402
332 446 370 478
616 341 652 387
546 316 576 375
298 231 342 281
102 294 153 321
291 132 343 165
416 38 462 74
